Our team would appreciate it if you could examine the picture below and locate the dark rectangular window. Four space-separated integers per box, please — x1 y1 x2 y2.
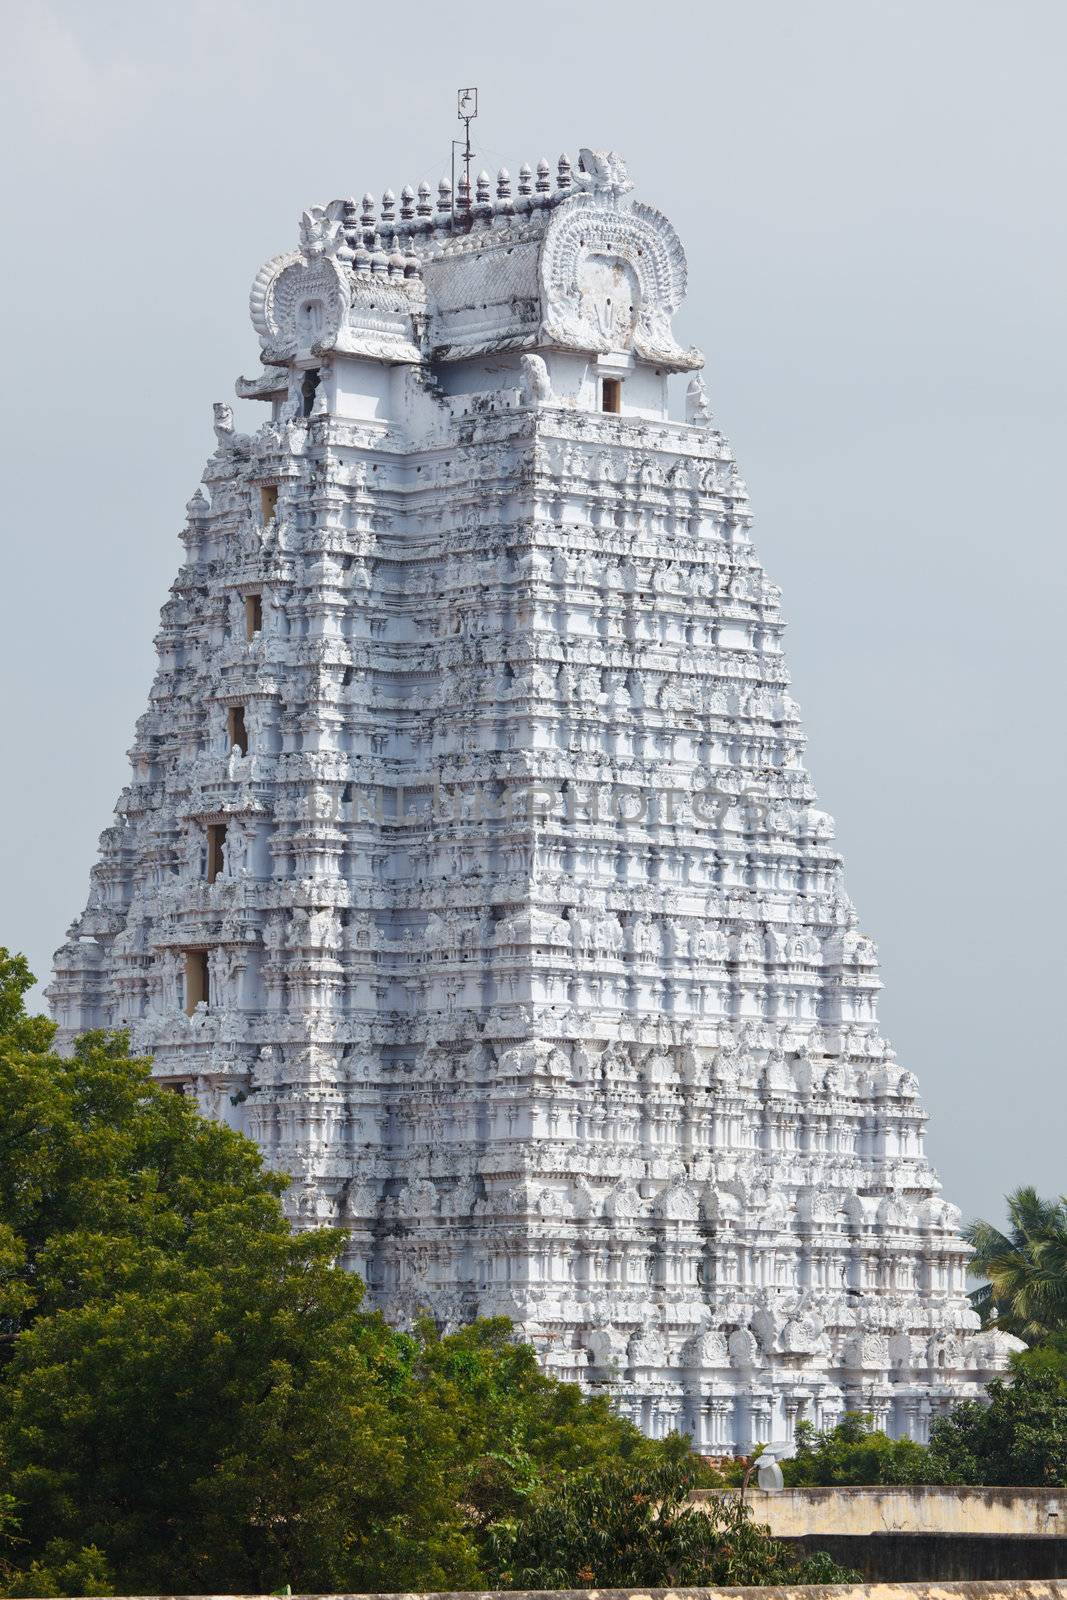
602 377 622 414
245 593 262 638
260 485 278 523
184 950 209 1014
227 706 248 755
206 823 227 883
301 368 321 417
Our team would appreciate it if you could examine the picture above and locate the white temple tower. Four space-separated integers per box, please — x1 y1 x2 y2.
50 147 1017 1451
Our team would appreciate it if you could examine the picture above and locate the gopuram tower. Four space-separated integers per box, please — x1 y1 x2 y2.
50 147 1017 1451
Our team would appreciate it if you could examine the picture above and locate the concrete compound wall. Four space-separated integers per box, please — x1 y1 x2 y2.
106 1585 1067 1600
702 1487 1066 1538
782 1533 1067 1582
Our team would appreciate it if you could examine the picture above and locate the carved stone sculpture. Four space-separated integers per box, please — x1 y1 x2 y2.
520 353 553 406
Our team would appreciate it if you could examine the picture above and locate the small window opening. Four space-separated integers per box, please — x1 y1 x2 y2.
206 823 227 884
184 950 209 1014
227 705 248 755
260 484 278 524
245 593 263 639
301 368 321 418
602 377 622 414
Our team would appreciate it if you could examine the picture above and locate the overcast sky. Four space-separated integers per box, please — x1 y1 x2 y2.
1 0 1063 1228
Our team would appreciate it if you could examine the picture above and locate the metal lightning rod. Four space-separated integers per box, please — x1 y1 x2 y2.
451 87 478 220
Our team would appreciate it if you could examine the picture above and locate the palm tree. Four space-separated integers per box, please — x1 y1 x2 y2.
964 1187 1067 1344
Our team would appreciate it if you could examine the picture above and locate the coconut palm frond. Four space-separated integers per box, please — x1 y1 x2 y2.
963 1219 1016 1267
1006 1186 1067 1244
965 1189 1067 1341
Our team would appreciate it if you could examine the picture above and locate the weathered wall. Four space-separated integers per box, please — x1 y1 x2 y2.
783 1534 1067 1582
700 1486 1066 1537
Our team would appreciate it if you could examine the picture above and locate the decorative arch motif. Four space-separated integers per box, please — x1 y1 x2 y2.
249 249 349 357
539 196 702 369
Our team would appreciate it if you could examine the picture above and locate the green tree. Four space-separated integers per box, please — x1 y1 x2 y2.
965 1187 1067 1343
782 1412 936 1487
408 1317 686 1530
927 1354 1067 1487
1011 1331 1067 1386
780 1357 1067 1492
0 950 480 1594
480 1456 859 1589
0 1491 110 1600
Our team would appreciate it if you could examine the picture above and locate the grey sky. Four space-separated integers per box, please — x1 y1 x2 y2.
1 0 1063 1228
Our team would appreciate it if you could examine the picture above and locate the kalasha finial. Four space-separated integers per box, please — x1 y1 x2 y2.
517 162 533 197
437 177 452 216
557 153 573 189
535 158 551 194
417 181 433 218
475 169 491 207
381 188 396 224
361 191 377 228
496 167 512 202
400 185 415 222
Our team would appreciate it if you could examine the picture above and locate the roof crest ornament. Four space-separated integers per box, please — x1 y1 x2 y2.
299 201 348 258
575 148 634 199
538 179 703 371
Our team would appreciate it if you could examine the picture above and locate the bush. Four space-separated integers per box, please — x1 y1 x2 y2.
481 1456 860 1589
784 1413 937 1486
927 1360 1067 1487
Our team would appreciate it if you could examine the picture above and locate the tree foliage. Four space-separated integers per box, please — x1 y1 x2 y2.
0 949 858 1595
965 1187 1067 1343
783 1412 935 1487
783 1353 1067 1490
481 1456 858 1589
0 949 470 1594
926 1349 1067 1488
